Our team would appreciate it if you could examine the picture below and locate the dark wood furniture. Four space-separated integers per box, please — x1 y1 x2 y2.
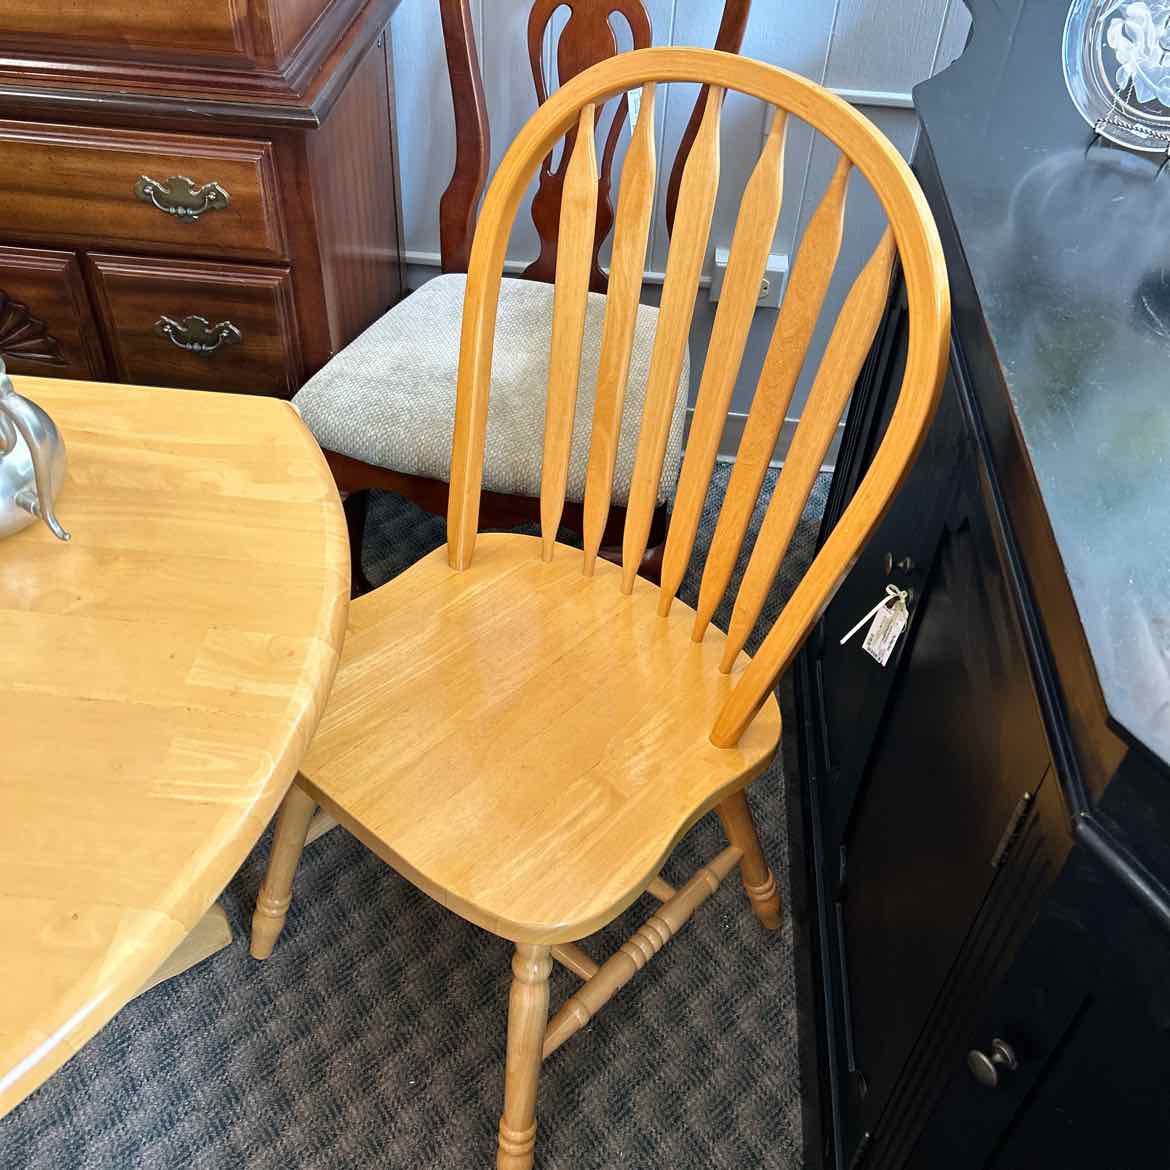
790 1 1170 1166
0 0 404 396
337 0 751 590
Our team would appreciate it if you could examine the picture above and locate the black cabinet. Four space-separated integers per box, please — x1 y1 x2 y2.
795 293 1170 1168
839 434 1052 1149
798 338 1069 1169
791 9 1170 1151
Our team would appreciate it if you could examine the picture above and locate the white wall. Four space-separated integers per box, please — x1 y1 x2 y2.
389 0 970 458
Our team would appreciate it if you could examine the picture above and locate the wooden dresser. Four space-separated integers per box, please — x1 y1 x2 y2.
0 0 403 397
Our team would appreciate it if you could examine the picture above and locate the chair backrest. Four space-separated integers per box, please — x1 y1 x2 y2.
445 48 950 749
437 0 751 282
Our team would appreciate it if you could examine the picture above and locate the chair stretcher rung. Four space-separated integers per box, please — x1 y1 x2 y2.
542 845 742 1058
550 942 599 981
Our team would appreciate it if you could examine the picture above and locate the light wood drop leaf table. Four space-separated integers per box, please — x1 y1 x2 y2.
0 377 348 1117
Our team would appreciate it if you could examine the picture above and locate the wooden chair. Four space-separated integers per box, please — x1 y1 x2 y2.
251 48 949 1169
294 0 751 592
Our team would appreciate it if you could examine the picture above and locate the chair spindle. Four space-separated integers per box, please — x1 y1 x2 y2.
582 84 658 575
692 153 853 641
541 104 600 560
657 108 789 615
619 85 723 592
720 226 897 670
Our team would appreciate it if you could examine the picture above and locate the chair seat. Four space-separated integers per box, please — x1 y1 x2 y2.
298 532 781 944
292 273 690 506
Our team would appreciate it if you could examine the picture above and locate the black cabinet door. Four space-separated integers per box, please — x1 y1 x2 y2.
908 846 1170 1169
833 429 1052 1159
908 749 1170 1170
816 364 964 846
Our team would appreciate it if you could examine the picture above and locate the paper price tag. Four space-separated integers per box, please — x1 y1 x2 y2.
862 595 909 666
840 584 910 668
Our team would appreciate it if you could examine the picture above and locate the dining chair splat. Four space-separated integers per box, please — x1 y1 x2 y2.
251 49 949 1170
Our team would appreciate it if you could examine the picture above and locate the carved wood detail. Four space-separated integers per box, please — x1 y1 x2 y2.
439 0 490 273
436 0 753 283
522 0 652 291
0 289 65 366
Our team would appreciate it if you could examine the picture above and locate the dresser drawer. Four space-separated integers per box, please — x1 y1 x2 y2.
88 255 302 397
0 0 337 69
0 245 105 380
0 123 288 263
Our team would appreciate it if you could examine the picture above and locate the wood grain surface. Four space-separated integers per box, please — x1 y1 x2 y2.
0 375 348 1118
298 532 780 944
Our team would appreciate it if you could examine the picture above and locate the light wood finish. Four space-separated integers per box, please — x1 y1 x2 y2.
0 375 347 1119
716 789 781 929
251 783 319 960
305 806 340 846
693 153 852 641
498 944 552 1170
720 228 897 672
297 533 780 944
136 904 233 997
582 82 657 575
550 942 599 981
620 84 722 592
541 104 599 559
543 845 742 1058
658 108 788 615
255 49 948 1166
444 47 948 737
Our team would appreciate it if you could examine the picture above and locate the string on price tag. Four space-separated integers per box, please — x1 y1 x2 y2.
840 584 910 666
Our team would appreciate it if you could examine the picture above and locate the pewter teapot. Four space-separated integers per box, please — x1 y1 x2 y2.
0 357 69 541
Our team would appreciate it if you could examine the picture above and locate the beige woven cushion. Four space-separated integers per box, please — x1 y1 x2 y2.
293 273 689 506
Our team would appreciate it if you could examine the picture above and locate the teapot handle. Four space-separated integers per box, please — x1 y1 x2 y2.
0 363 70 542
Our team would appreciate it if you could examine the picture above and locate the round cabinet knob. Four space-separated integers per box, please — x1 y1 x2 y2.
883 553 915 575
967 1038 1018 1088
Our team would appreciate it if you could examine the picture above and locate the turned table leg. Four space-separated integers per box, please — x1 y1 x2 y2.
497 943 552 1170
250 782 317 959
716 789 782 930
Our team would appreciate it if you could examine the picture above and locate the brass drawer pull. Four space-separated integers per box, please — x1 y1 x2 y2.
134 175 231 222
154 315 242 356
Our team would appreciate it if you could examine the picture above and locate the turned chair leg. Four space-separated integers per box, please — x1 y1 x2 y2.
716 789 782 930
497 944 552 1170
250 783 318 959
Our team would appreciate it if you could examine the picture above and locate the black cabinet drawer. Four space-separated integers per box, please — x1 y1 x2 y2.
908 828 1170 1170
870 768 1073 1170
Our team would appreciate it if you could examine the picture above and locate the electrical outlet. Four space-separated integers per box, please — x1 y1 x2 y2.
708 247 788 308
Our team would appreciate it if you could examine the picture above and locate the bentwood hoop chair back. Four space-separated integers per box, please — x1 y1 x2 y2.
252 48 949 1170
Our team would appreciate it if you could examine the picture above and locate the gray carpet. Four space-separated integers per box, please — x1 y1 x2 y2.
0 464 829 1170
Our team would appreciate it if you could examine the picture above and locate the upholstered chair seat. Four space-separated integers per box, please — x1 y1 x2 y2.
293 273 690 506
